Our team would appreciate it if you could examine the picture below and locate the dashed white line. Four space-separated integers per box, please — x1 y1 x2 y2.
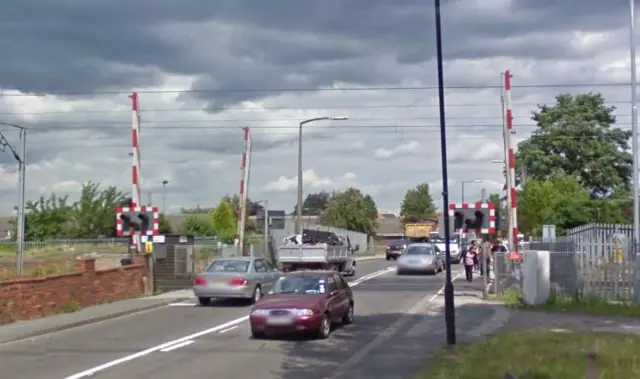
218 326 238 334
159 340 194 352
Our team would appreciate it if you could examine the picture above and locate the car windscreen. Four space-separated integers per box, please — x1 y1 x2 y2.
269 275 327 295
404 246 434 255
205 260 250 273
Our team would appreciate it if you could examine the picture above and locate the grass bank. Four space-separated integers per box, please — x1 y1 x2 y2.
417 330 640 378
497 288 640 317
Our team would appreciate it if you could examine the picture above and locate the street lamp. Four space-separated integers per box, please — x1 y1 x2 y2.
162 180 169 213
461 180 484 203
295 116 349 234
0 121 27 276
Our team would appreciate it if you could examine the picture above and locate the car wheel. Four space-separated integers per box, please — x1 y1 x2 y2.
198 297 211 306
317 313 332 339
251 328 265 339
342 302 354 325
250 285 262 304
386 255 391 261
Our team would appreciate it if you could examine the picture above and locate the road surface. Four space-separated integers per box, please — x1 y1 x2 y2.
0 259 476 379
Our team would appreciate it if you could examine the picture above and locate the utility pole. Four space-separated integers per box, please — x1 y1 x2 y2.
0 122 27 276
237 127 252 254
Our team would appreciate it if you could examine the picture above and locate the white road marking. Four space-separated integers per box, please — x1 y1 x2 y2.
349 267 394 287
324 269 464 379
168 302 196 307
64 266 393 378
159 340 194 352
218 326 238 334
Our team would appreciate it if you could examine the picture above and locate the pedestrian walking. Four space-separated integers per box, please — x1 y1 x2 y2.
462 241 477 282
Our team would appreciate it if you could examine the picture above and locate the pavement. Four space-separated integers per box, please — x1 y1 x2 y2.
0 257 509 379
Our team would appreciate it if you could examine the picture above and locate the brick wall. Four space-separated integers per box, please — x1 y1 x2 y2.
0 255 149 324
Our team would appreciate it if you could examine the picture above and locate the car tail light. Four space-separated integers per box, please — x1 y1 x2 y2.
229 277 248 286
193 276 207 286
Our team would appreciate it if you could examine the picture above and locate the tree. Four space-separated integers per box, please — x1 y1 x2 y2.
291 191 330 215
19 194 75 240
181 214 214 236
210 200 237 244
516 93 632 197
222 194 263 217
158 213 172 234
71 182 128 238
12 182 127 240
211 200 235 232
400 183 437 224
518 174 591 236
321 188 378 236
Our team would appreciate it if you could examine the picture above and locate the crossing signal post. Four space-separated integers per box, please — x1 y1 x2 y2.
116 206 159 253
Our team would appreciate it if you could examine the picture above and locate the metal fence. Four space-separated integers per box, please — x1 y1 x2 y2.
493 223 639 301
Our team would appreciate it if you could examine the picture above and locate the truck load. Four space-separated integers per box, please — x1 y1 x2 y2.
405 222 436 242
277 229 359 276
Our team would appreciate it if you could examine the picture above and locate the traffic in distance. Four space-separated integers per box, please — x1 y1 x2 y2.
190 227 510 340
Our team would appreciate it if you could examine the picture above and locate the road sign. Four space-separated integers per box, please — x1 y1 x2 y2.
145 241 153 254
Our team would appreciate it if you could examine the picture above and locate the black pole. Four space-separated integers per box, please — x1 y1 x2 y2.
434 0 456 345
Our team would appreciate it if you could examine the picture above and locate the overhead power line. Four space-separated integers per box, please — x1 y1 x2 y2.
0 82 635 97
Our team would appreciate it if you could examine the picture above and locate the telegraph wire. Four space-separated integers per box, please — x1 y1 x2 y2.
0 82 635 97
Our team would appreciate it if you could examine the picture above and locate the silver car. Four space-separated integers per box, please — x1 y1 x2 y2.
193 257 281 306
396 243 444 275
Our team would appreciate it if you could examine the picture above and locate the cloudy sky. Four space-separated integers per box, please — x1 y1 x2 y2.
0 0 635 215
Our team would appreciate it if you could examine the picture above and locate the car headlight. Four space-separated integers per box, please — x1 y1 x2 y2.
251 309 270 316
290 309 314 317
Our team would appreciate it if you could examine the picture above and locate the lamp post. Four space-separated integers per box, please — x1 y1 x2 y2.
461 180 484 203
162 180 169 213
296 116 349 234
0 122 27 276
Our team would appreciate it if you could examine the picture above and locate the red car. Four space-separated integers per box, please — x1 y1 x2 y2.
249 270 354 339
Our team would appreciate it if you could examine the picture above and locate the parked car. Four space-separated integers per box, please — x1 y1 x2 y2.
397 243 444 275
386 240 409 260
249 271 354 339
192 257 280 306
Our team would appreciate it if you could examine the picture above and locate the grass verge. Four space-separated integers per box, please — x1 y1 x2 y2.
495 288 640 317
417 330 640 379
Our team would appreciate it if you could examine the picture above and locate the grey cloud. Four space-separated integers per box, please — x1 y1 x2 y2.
0 0 624 105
